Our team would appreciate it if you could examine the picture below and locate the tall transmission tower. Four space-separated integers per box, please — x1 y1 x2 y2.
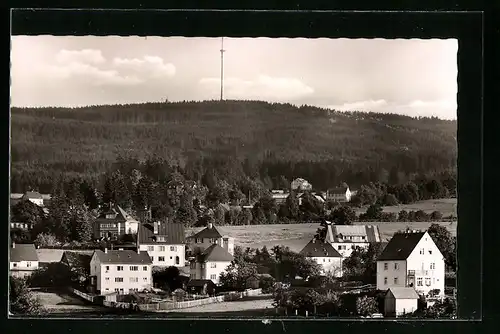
220 37 225 101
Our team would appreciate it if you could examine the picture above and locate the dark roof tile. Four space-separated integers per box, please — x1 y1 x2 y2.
138 222 185 244
10 244 39 262
94 250 152 265
300 239 342 258
377 232 425 261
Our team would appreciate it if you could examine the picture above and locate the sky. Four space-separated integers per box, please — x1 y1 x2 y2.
10 36 458 120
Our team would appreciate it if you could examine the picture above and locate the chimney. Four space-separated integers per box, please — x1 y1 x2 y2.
104 247 108 254
137 247 141 255
12 242 15 249
208 222 213 229
154 221 159 234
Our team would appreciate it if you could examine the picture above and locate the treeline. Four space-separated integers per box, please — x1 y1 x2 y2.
11 100 456 192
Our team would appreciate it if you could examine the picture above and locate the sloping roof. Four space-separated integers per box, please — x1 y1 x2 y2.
62 251 92 269
377 232 425 261
328 225 381 243
138 222 185 245
10 244 39 262
387 287 419 299
94 249 152 265
198 244 233 262
96 205 137 223
23 191 43 199
188 225 223 239
117 205 138 222
328 186 349 194
10 193 24 199
300 239 342 258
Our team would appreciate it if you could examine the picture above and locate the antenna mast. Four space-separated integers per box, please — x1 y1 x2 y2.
220 37 225 101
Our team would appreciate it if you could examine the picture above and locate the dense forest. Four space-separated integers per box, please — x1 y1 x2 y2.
11 100 456 193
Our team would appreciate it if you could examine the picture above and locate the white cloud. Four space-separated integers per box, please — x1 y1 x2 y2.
45 62 143 86
56 49 106 65
112 56 176 78
199 75 314 101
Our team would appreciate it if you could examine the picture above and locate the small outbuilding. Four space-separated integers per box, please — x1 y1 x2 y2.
186 279 216 296
384 287 419 317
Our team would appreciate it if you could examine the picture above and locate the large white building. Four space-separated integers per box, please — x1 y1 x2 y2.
186 223 234 256
189 244 233 284
10 243 39 279
326 185 353 203
137 221 186 267
324 222 381 257
299 239 343 277
89 249 153 295
376 230 445 297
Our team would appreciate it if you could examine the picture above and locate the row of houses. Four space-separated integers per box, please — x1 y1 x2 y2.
271 183 355 205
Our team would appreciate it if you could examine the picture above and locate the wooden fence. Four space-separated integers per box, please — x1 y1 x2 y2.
70 288 96 303
105 288 263 312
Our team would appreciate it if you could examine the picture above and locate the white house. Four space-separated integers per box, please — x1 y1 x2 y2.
291 178 312 191
299 239 343 277
10 243 39 278
376 230 445 297
324 222 381 257
186 223 234 256
22 191 45 206
189 244 233 284
384 287 419 317
138 221 186 267
89 248 152 295
326 185 352 203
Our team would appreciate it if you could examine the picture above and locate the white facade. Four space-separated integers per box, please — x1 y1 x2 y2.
384 296 418 317
189 236 234 256
27 198 44 206
124 221 139 234
10 260 39 278
90 253 152 295
328 188 352 202
311 256 343 277
332 242 370 258
140 244 185 267
377 232 445 297
189 260 231 284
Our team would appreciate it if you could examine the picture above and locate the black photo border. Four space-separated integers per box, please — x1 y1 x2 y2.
5 4 491 334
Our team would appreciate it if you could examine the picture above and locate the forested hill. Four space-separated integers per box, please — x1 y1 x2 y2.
10 100 457 192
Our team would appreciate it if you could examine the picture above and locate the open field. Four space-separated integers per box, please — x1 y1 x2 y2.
31 288 108 314
187 220 457 253
354 198 457 217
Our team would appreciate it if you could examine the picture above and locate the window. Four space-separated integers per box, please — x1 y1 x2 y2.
157 237 165 242
420 248 425 255
105 266 110 272
105 288 109 291
195 238 200 244
417 278 423 286
105 277 110 282
425 278 431 286
361 236 366 240
26 262 31 267
175 256 180 265
190 262 196 269
323 259 326 262
384 263 388 270
148 246 154 252
117 266 124 271
211 262 217 268
394 277 399 285
159 256 165 262
328 259 331 263
159 246 166 252
13 263 17 268
143 266 148 271
190 273 195 279
210 274 217 280
115 288 120 292
115 277 124 283
384 277 387 285
170 246 177 251
150 256 154 262
394 263 399 270
143 277 148 282
428 250 433 255
130 266 139 271
430 263 436 270
338 246 342 250
129 277 139 283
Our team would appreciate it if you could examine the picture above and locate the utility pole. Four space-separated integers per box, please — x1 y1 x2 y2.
220 37 225 101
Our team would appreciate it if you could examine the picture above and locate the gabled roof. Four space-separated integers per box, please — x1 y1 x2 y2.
61 251 92 269
386 287 419 299
188 225 223 239
10 244 39 262
96 205 138 223
377 232 426 261
197 244 233 262
138 222 185 245
328 186 349 194
10 193 24 199
326 224 381 243
300 239 342 258
93 249 152 265
23 191 43 199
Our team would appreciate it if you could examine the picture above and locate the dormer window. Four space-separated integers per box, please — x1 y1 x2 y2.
106 214 115 219
157 236 165 242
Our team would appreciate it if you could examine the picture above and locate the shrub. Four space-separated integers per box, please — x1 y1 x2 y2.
34 233 60 247
356 295 379 316
259 275 276 293
430 211 443 221
10 276 45 315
